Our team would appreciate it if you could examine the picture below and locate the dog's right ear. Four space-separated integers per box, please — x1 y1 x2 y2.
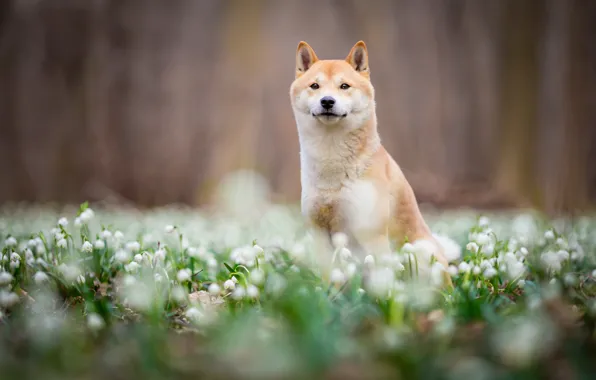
296 41 318 78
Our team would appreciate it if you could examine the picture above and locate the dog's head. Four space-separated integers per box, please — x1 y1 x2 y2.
289 41 375 129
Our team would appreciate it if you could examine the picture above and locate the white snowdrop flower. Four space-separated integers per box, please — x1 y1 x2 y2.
154 249 166 262
345 262 357 278
478 216 490 227
9 260 19 270
74 217 82 226
232 286 246 300
113 231 124 240
185 307 203 322
507 262 526 280
365 267 395 298
33 271 49 284
253 244 264 257
57 217 68 227
81 241 93 253
224 279 235 291
124 262 140 273
27 239 37 248
125 241 141 253
36 257 48 268
94 239 105 250
77 274 86 284
544 230 555 241
357 288 366 295
114 249 131 264
520 247 529 256
87 313 105 331
230 246 257 267
208 283 221 296
339 247 352 261
265 273 287 296
56 238 67 249
499 265 507 273
466 242 479 253
517 279 525 288
475 233 491 246
171 285 187 303
10 251 21 262
564 273 578 287
556 250 569 261
186 247 199 258
0 271 14 286
122 274 137 287
412 239 437 264
447 265 458 277
232 276 239 284
24 249 34 262
430 262 447 287
483 243 495 256
364 255 375 266
549 278 558 285
330 268 346 285
484 267 498 279
246 284 259 298
4 236 17 247
556 238 567 249
79 209 95 223
250 268 265 286
206 258 218 269
473 266 481 275
164 225 176 234
458 262 471 273
101 230 112 240
402 242 415 254
331 232 349 249
133 254 143 264
504 252 517 263
541 251 562 273
176 269 192 282
54 232 65 241
0 290 19 308
480 260 491 270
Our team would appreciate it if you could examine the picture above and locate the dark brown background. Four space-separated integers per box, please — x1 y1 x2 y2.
1 0 595 215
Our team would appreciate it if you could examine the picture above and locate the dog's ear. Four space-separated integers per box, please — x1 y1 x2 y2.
296 41 318 78
346 41 369 77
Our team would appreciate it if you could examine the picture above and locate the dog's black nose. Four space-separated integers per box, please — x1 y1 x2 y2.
320 96 335 110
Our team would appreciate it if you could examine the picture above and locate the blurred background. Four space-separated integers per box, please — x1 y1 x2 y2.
0 0 594 215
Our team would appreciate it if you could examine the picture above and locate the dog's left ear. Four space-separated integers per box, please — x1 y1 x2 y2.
346 41 369 77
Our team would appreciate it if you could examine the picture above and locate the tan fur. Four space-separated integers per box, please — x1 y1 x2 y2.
290 41 452 285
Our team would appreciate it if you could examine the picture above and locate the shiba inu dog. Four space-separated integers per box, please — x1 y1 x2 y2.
289 41 460 284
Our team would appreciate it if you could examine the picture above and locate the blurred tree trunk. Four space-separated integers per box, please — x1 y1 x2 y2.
496 0 545 209
201 0 264 203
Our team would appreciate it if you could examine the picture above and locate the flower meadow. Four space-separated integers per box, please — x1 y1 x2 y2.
1 199 596 380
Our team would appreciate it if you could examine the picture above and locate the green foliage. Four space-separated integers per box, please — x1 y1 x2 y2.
0 204 595 379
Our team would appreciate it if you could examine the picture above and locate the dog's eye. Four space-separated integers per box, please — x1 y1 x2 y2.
310 83 319 90
340 83 350 90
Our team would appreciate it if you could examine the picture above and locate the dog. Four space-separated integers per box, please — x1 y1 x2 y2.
289 41 460 285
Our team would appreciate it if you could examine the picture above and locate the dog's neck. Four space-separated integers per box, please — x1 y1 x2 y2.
296 111 381 189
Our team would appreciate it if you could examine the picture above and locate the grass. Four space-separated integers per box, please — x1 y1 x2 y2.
1 200 596 380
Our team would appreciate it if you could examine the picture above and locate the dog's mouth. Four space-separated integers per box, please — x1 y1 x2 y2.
312 112 348 118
